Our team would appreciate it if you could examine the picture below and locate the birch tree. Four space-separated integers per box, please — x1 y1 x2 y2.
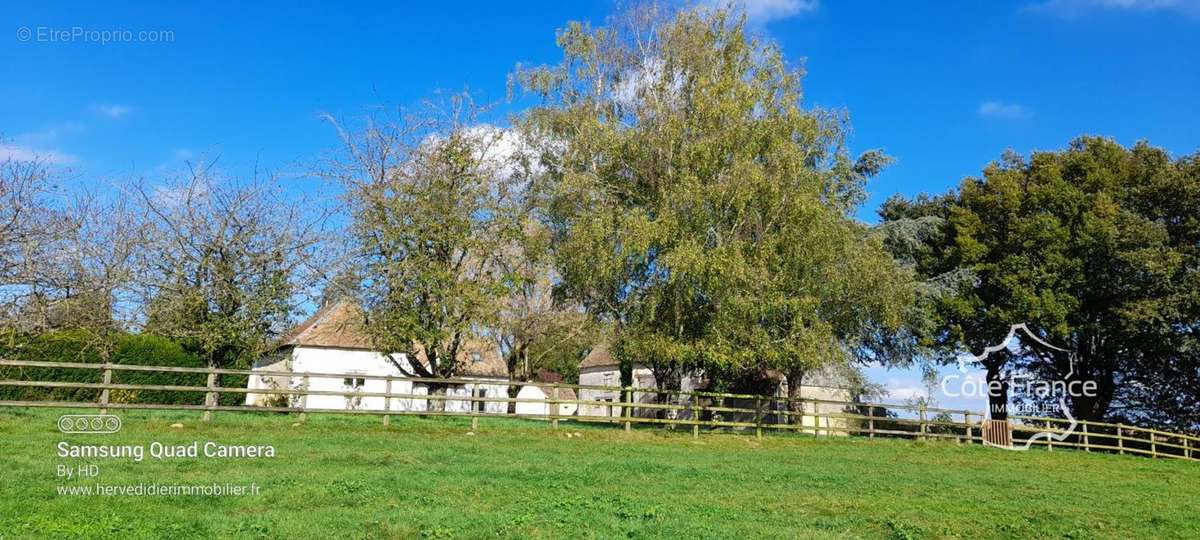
513 4 917 409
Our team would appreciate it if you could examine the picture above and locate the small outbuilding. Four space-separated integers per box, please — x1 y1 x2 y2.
513 385 578 417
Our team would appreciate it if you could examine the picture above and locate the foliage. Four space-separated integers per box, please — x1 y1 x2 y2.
513 5 918 395
137 172 318 370
0 331 225 405
492 215 595 383
332 102 521 379
108 334 208 405
0 329 104 402
881 138 1200 425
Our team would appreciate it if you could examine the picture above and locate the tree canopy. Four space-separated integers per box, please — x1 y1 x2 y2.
513 5 918 398
882 137 1200 426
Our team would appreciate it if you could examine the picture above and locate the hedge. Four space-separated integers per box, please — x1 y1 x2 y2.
0 331 249 406
0 329 104 402
108 334 207 405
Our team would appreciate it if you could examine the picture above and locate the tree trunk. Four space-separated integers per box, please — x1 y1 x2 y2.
650 365 682 420
427 384 447 412
504 345 530 414
506 384 520 415
787 370 805 425
1068 367 1115 422
985 363 1009 421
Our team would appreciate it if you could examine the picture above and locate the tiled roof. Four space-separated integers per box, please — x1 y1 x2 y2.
277 300 508 378
277 300 373 349
578 341 617 369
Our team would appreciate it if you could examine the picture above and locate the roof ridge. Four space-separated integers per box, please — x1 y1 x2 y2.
276 299 365 349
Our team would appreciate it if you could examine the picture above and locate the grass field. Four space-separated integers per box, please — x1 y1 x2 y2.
0 408 1197 539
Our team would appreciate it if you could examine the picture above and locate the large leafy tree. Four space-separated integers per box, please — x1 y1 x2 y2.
882 138 1200 425
514 5 917 406
332 102 520 382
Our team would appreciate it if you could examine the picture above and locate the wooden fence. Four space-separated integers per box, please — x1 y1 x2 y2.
0 359 1195 462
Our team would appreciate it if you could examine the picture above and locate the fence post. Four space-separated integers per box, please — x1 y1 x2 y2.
298 374 310 423
754 396 764 440
1117 424 1124 455
202 369 217 422
868 406 875 439
550 384 559 430
1082 423 1089 452
1186 437 1191 460
919 404 927 441
1047 421 1053 452
98 363 113 415
470 382 479 432
383 378 392 427
623 387 631 433
964 412 971 444
1150 433 1157 458
692 396 700 438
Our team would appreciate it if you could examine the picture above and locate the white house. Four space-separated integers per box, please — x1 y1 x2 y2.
576 341 853 433
245 300 510 413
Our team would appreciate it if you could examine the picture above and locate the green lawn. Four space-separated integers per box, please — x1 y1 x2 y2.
1 408 1196 539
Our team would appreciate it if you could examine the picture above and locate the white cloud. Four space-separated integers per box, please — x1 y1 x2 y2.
705 0 819 24
886 385 926 401
881 376 928 401
1028 0 1200 18
91 104 134 119
744 0 819 22
978 100 1031 120
17 122 85 145
0 144 78 165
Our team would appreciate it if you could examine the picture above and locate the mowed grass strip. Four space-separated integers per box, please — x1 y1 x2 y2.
0 408 1196 539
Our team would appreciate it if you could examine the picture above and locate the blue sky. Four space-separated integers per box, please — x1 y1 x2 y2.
5 0 1199 409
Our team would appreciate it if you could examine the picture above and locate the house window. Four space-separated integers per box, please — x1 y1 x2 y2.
343 376 366 388
475 388 487 412
471 352 483 363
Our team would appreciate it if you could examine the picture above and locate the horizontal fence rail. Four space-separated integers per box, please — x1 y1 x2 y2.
0 359 1195 462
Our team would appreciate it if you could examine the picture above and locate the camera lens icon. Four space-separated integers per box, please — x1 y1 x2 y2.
57 414 122 434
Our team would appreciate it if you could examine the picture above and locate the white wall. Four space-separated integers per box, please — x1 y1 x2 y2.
578 366 703 418
244 351 291 406
245 346 508 413
578 367 623 417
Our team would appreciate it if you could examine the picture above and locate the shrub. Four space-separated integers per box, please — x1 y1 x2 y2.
110 334 207 405
0 329 105 402
0 331 243 406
